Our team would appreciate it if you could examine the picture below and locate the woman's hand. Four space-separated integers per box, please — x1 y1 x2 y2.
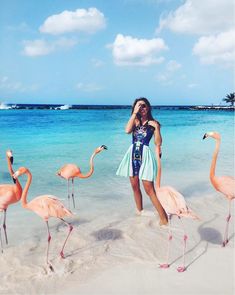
133 101 143 115
125 102 142 133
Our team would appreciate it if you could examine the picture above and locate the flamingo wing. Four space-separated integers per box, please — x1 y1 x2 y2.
214 176 235 198
57 164 81 179
0 185 17 208
157 186 186 214
28 195 73 220
157 186 199 219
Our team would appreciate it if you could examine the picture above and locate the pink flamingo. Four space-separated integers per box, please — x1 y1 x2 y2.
57 145 107 208
5 150 14 181
203 131 235 247
0 150 22 251
13 167 73 271
155 148 199 272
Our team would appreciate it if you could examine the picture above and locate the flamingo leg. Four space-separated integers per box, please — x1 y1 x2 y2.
45 221 54 271
0 211 4 253
59 218 73 259
222 199 232 247
177 217 187 272
67 179 71 209
160 214 172 269
71 178 75 209
3 209 8 245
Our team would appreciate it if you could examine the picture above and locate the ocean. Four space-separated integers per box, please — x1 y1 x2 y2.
0 107 234 237
0 106 234 294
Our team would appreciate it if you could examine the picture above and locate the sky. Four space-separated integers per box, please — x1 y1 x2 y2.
0 0 234 105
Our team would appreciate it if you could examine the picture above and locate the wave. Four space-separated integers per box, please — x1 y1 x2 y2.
55 104 72 110
0 102 13 110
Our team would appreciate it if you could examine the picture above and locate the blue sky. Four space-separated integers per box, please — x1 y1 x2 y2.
0 0 234 105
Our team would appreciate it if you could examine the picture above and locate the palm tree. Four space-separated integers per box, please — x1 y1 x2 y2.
223 92 235 106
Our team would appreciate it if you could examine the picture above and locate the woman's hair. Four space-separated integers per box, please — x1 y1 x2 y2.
131 97 155 123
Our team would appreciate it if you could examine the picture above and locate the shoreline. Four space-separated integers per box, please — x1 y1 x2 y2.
189 105 235 111
0 103 234 111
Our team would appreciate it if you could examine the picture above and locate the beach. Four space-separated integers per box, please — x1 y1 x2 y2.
0 107 234 295
0 194 234 295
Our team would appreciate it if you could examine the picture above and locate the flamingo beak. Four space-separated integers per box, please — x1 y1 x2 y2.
101 145 108 150
10 156 14 164
12 177 16 184
12 171 19 179
203 133 207 140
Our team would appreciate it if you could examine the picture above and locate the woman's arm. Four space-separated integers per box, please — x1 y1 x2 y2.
125 102 142 133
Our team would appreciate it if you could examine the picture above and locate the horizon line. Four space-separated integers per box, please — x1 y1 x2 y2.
1 102 231 107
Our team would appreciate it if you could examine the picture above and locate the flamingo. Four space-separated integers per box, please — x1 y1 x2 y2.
0 150 22 251
203 131 235 247
13 167 74 271
155 148 199 272
5 150 15 183
57 145 107 208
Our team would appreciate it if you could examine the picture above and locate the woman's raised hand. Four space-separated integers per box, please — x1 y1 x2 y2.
133 101 142 115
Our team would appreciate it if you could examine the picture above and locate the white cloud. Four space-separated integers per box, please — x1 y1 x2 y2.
156 60 182 84
23 39 54 56
40 8 106 35
166 60 181 72
193 30 235 67
22 38 77 57
157 1 235 68
0 76 39 92
157 0 234 35
110 34 167 66
76 82 103 92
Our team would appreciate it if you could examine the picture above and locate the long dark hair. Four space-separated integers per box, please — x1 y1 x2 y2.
131 97 155 123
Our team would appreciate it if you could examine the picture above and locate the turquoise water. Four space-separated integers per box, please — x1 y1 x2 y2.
0 109 234 235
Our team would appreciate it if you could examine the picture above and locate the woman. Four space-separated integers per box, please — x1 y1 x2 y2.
116 98 168 225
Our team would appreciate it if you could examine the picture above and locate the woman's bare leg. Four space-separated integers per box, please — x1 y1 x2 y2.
142 180 168 225
129 176 143 212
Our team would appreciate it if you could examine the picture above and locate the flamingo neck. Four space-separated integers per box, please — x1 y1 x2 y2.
7 155 14 176
77 152 96 179
210 139 220 183
7 155 22 194
21 170 32 208
156 153 161 189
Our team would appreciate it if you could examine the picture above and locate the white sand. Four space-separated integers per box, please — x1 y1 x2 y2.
0 194 234 295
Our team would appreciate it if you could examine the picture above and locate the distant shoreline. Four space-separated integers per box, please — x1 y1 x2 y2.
0 102 234 111
189 105 235 111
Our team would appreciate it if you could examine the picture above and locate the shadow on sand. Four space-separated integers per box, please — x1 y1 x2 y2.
168 214 226 270
91 228 123 241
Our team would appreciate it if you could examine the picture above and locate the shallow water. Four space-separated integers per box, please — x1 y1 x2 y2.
0 108 234 242
0 108 234 295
